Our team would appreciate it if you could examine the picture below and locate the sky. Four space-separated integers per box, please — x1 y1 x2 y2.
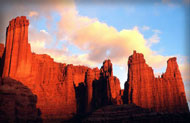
0 0 189 107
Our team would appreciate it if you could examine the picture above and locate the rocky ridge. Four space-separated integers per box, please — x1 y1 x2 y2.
0 16 122 119
0 16 189 121
124 51 189 113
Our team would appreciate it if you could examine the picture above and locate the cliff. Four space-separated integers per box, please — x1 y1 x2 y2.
0 16 189 120
124 51 189 112
1 16 123 119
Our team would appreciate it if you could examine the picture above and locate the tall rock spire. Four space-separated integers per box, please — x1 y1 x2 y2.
2 16 32 78
124 51 189 113
1 16 124 119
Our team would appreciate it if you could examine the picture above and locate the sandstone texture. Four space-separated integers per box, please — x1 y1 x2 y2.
1 16 123 119
1 16 189 121
0 77 42 122
124 51 189 113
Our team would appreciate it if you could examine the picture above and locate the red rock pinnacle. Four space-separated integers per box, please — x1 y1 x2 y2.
2 16 32 78
1 16 188 120
124 51 189 113
1 16 124 119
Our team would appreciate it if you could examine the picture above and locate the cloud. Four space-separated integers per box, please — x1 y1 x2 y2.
29 27 53 52
146 29 161 47
162 0 190 4
0 1 189 88
148 33 160 44
28 11 39 17
179 63 190 82
152 29 161 34
183 0 190 4
17 1 174 72
142 25 150 31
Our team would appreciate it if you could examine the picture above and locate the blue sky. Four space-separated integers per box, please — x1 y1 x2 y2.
6 0 188 91
75 3 187 56
73 2 189 88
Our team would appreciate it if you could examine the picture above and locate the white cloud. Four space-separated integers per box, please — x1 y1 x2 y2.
152 29 161 34
146 29 161 46
28 11 39 17
178 56 190 82
0 1 189 92
142 25 150 31
40 29 48 34
148 33 160 44
24 2 177 74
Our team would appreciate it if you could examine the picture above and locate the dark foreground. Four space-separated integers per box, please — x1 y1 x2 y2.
67 104 190 123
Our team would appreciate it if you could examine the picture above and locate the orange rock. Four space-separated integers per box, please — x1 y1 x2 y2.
85 60 123 112
124 50 189 113
3 16 188 120
1 16 124 120
85 68 95 112
2 16 31 78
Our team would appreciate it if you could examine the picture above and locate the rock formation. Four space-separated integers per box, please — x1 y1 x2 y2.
1 16 123 120
0 77 42 122
86 60 123 111
0 16 189 121
124 51 189 113
0 43 4 76
2 16 31 78
0 43 4 58
82 104 190 123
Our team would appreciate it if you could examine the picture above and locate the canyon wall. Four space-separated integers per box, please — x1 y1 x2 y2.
0 16 122 119
124 51 189 113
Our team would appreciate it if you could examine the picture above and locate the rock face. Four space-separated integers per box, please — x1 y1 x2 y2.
0 43 4 58
2 16 31 78
86 60 123 112
124 51 189 113
0 77 42 122
1 16 189 120
0 43 4 76
1 16 123 120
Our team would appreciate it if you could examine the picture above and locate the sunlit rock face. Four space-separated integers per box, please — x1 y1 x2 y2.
124 51 189 113
1 16 123 120
1 16 189 121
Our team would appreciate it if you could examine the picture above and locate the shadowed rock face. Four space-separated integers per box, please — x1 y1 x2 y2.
0 44 4 58
82 104 190 123
0 43 4 76
0 77 42 123
124 51 189 113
